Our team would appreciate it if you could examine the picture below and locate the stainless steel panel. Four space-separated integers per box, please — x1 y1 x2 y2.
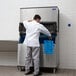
20 7 58 22
40 44 57 67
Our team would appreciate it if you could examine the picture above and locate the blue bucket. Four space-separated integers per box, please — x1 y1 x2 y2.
43 40 54 54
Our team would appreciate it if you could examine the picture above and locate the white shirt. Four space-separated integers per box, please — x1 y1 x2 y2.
23 20 51 47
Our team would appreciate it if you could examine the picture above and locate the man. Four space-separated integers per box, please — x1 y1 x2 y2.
23 14 51 76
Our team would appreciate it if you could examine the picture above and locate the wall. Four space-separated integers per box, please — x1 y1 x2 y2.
0 41 17 66
0 0 19 40
0 0 76 69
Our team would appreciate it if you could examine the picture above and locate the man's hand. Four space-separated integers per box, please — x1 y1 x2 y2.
50 31 54 34
28 20 33 22
48 36 52 40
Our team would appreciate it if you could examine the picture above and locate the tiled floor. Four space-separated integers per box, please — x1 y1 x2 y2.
0 67 76 76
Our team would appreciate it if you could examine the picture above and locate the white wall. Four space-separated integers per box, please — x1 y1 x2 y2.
0 0 76 69
0 0 19 40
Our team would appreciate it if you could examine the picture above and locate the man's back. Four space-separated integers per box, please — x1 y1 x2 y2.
23 20 51 47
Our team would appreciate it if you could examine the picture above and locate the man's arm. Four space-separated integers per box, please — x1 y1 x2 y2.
23 20 28 29
23 20 32 28
39 24 51 37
